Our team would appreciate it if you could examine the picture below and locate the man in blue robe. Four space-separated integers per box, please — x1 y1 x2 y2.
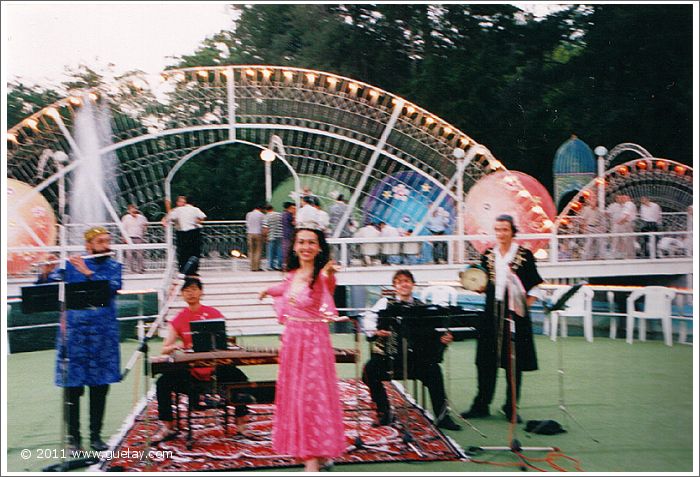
55 226 122 452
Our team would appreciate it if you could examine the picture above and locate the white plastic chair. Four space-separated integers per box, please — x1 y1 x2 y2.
419 285 458 306
671 292 693 345
548 286 594 342
626 286 676 346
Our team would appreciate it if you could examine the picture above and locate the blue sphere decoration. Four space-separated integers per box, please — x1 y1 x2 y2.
363 171 456 234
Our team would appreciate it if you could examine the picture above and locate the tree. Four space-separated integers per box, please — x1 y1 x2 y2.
7 81 62 128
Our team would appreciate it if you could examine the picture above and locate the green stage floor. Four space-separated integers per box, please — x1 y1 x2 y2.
4 335 696 473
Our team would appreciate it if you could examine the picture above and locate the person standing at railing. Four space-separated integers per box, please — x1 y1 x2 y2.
328 194 350 237
618 194 638 258
263 204 283 271
163 195 206 274
606 194 627 258
401 229 421 264
639 196 661 258
245 205 265 271
281 202 296 271
427 206 450 264
121 204 148 273
314 197 331 235
580 199 606 260
354 221 381 266
258 225 346 472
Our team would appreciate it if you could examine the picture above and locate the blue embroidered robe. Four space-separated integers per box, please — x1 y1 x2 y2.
55 258 122 387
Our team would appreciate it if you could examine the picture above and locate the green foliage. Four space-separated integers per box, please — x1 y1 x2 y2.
9 4 693 216
6 81 62 128
170 143 288 220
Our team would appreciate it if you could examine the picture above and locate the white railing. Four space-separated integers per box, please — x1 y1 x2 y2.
7 221 693 280
7 222 692 279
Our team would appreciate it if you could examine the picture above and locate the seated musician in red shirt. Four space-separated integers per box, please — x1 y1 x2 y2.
152 277 249 443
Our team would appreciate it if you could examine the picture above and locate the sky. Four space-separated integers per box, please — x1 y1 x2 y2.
2 2 236 87
2 2 564 89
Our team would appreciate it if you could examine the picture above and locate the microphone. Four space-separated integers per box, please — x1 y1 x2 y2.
544 281 588 313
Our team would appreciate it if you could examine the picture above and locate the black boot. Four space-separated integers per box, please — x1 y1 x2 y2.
90 437 109 452
373 409 395 427
436 414 462 431
501 404 523 424
66 435 83 453
89 385 110 451
66 387 83 452
460 406 490 419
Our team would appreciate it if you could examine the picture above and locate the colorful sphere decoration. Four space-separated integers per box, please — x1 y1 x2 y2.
463 171 556 253
364 171 456 233
7 179 58 275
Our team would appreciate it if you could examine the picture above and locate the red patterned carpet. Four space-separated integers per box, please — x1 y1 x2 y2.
98 379 466 471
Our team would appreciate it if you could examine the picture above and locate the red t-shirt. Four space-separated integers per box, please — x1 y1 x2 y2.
170 305 224 381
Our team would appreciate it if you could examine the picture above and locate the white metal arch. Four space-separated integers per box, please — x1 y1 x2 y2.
7 64 505 236
556 157 693 232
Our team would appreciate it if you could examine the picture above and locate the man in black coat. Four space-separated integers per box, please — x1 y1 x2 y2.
461 214 543 423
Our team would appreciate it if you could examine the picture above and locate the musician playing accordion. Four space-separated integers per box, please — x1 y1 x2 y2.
360 270 462 431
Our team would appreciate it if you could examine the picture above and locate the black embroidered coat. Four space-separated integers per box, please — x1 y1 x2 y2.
475 245 543 371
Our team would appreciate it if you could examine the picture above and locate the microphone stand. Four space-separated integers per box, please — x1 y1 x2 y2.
473 301 556 468
545 282 599 443
42 270 101 471
396 315 425 457
345 316 384 454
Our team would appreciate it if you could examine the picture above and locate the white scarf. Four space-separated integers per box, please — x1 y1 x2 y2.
494 243 527 316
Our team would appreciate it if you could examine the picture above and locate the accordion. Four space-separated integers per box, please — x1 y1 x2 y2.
376 303 481 365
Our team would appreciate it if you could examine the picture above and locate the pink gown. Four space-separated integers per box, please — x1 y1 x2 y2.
266 270 346 459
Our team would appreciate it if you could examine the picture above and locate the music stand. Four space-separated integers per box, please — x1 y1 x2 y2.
191 319 228 352
543 282 599 443
21 283 60 313
21 280 111 471
384 303 459 456
344 315 385 455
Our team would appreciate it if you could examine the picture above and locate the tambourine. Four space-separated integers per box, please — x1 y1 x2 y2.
459 264 488 292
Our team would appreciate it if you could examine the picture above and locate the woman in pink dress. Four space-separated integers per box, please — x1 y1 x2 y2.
259 227 346 472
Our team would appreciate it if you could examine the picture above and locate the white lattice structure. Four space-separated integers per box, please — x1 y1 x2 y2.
7 65 511 236
556 157 693 233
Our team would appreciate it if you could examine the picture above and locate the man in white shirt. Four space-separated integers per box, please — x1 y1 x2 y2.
246 205 265 271
163 195 206 274
360 269 461 430
618 195 638 258
296 196 320 229
426 207 450 263
606 194 624 258
313 198 331 234
354 222 381 266
378 222 401 264
121 204 148 273
401 229 421 264
639 196 661 257
580 200 606 260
